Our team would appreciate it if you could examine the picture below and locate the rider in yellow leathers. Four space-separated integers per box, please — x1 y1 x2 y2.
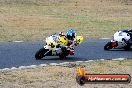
50 29 83 55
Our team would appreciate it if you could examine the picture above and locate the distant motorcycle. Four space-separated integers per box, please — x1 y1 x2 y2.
35 35 83 60
104 30 132 50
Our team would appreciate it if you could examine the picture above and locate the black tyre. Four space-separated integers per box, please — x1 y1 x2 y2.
59 53 66 59
104 42 113 50
124 44 130 51
35 48 48 60
59 47 69 59
76 75 86 86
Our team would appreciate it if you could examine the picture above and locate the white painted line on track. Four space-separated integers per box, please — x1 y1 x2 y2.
59 63 65 65
60 62 69 65
112 58 126 61
11 67 18 70
13 41 24 43
0 58 128 72
88 60 94 62
76 61 84 63
28 65 37 68
19 66 27 69
100 38 110 40
39 64 47 67
49 63 59 66
2 68 10 71
100 59 105 61
84 61 91 63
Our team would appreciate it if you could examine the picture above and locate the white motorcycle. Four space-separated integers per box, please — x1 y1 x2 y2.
104 30 132 50
35 35 83 60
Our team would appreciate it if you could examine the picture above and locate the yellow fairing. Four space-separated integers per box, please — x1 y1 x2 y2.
58 36 68 46
47 42 58 48
76 36 84 44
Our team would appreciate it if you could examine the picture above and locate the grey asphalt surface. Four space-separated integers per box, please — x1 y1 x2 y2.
0 39 132 69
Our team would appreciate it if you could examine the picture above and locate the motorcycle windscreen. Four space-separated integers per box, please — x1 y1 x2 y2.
46 36 58 48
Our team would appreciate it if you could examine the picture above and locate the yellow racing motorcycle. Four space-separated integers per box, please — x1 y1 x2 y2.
35 35 84 60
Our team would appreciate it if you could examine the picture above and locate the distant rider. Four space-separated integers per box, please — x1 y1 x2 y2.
119 29 132 44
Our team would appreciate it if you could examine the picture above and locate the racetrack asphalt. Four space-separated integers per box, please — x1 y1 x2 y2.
0 39 132 69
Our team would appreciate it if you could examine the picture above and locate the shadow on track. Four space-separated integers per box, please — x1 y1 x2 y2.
104 49 132 51
36 56 87 61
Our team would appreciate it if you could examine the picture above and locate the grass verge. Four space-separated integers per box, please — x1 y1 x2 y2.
0 0 132 41
0 59 132 88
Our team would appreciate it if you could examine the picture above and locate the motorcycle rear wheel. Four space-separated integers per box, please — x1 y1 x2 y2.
59 47 69 59
124 44 130 51
59 52 67 59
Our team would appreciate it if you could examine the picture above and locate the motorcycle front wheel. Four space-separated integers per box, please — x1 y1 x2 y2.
104 42 113 50
35 48 49 60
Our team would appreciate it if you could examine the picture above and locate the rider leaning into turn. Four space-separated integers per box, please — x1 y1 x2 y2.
49 29 76 55
121 29 132 42
52 29 77 46
50 28 84 56
51 28 82 48
65 29 77 46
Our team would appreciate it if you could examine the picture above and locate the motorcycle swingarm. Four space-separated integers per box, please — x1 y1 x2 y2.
44 49 61 56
